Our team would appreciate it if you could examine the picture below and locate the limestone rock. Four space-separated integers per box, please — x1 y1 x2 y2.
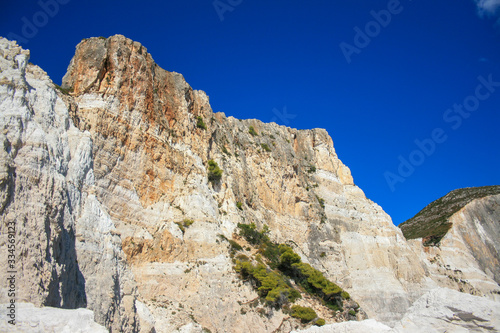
406 191 500 300
291 319 393 333
2 35 500 332
393 288 500 332
0 37 139 332
294 288 500 332
58 35 435 329
0 303 107 332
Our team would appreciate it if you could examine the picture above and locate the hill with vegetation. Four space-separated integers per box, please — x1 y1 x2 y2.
399 185 500 246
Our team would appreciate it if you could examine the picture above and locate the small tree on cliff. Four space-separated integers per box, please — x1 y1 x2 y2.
207 159 223 183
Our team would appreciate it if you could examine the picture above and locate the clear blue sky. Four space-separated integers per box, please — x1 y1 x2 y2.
1 0 499 225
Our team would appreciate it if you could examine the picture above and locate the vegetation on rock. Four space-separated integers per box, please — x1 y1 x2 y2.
400 185 500 246
315 318 326 326
249 126 258 136
261 143 271 152
290 305 317 323
232 223 351 318
54 84 73 95
175 219 195 233
197 116 207 130
207 159 223 182
307 165 316 173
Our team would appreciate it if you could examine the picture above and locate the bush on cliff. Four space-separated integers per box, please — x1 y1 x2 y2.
207 159 223 182
291 305 317 323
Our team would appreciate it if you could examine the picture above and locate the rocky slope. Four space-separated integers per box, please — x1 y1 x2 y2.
293 288 500 333
1 35 499 332
400 185 500 246
403 187 500 301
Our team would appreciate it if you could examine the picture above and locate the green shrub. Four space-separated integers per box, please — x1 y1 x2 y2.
316 195 325 209
279 245 301 270
237 223 269 246
222 146 231 155
235 261 300 306
261 143 271 152
207 159 223 182
349 309 356 316
249 126 258 136
183 219 194 227
175 222 185 233
258 242 282 269
292 262 343 297
291 305 317 323
234 224 350 312
315 318 326 326
307 165 316 173
54 84 73 95
229 240 243 251
328 304 342 312
236 202 243 210
197 116 207 130
236 254 249 261
320 252 326 258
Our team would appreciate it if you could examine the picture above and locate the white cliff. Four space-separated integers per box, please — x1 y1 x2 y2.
0 36 499 332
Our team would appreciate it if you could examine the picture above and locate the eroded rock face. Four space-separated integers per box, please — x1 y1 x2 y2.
0 37 88 309
408 194 500 301
1 35 499 332
0 37 139 332
57 35 435 329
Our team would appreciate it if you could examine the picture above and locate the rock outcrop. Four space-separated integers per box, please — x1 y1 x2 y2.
59 35 433 329
0 36 138 332
400 185 500 246
0 303 107 332
1 35 499 332
403 188 500 301
293 288 500 333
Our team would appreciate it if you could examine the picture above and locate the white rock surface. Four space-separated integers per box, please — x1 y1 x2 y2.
394 288 500 332
291 319 392 333
0 37 139 332
293 288 500 332
0 303 107 332
408 194 500 301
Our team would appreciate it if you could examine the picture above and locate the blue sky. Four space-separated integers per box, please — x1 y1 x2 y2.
1 0 499 225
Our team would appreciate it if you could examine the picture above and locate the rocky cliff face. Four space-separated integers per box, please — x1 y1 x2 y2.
400 185 500 246
405 190 500 301
0 37 139 332
1 35 499 333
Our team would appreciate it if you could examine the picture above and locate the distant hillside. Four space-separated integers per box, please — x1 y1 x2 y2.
399 185 500 246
